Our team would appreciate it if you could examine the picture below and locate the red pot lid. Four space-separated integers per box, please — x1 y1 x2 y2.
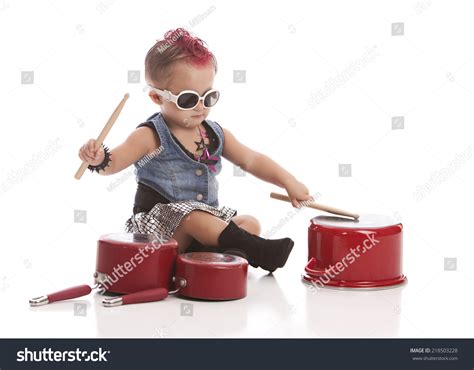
310 214 399 229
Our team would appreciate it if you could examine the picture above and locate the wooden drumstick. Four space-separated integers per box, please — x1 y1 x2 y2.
270 192 360 220
74 93 130 180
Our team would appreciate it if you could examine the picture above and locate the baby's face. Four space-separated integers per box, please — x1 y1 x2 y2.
151 61 216 130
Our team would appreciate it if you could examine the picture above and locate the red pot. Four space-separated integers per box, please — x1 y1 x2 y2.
175 252 248 300
95 233 178 294
303 214 407 288
30 234 248 307
101 252 248 306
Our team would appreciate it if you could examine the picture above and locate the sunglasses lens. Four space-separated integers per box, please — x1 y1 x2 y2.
204 91 220 108
177 93 199 109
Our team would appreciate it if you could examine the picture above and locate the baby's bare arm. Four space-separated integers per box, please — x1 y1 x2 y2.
78 127 160 176
221 128 295 187
222 128 312 207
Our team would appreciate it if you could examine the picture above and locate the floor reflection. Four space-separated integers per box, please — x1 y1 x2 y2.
305 282 406 337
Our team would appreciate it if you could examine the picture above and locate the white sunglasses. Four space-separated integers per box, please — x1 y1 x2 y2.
147 84 220 111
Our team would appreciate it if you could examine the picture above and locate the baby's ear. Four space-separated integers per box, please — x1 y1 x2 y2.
149 92 162 105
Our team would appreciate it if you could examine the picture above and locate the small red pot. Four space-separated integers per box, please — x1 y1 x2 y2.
303 214 407 288
175 252 248 300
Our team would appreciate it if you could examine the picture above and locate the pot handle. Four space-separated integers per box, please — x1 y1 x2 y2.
102 288 168 307
29 284 92 306
304 258 326 277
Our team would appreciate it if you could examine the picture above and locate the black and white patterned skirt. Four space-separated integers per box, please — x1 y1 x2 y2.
124 201 237 241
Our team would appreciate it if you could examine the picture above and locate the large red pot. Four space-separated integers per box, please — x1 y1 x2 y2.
95 233 178 294
303 214 407 289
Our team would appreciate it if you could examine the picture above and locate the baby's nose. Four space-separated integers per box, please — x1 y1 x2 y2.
194 99 205 111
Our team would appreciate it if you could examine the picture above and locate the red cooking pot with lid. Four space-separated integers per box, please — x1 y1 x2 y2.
303 214 407 289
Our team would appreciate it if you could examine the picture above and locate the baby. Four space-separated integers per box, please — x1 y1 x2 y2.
78 28 313 273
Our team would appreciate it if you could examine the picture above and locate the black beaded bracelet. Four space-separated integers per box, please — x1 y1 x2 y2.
88 144 112 173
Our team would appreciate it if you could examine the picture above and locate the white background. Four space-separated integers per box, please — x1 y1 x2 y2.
0 0 473 337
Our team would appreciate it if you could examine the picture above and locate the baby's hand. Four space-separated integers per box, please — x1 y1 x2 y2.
78 139 105 166
284 178 313 208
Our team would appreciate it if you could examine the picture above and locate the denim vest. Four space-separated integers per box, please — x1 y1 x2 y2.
134 112 224 207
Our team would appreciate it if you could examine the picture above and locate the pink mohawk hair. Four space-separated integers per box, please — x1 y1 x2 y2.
145 28 217 85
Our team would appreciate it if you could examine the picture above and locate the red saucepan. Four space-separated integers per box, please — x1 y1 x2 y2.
102 252 248 306
303 214 407 288
29 233 248 307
